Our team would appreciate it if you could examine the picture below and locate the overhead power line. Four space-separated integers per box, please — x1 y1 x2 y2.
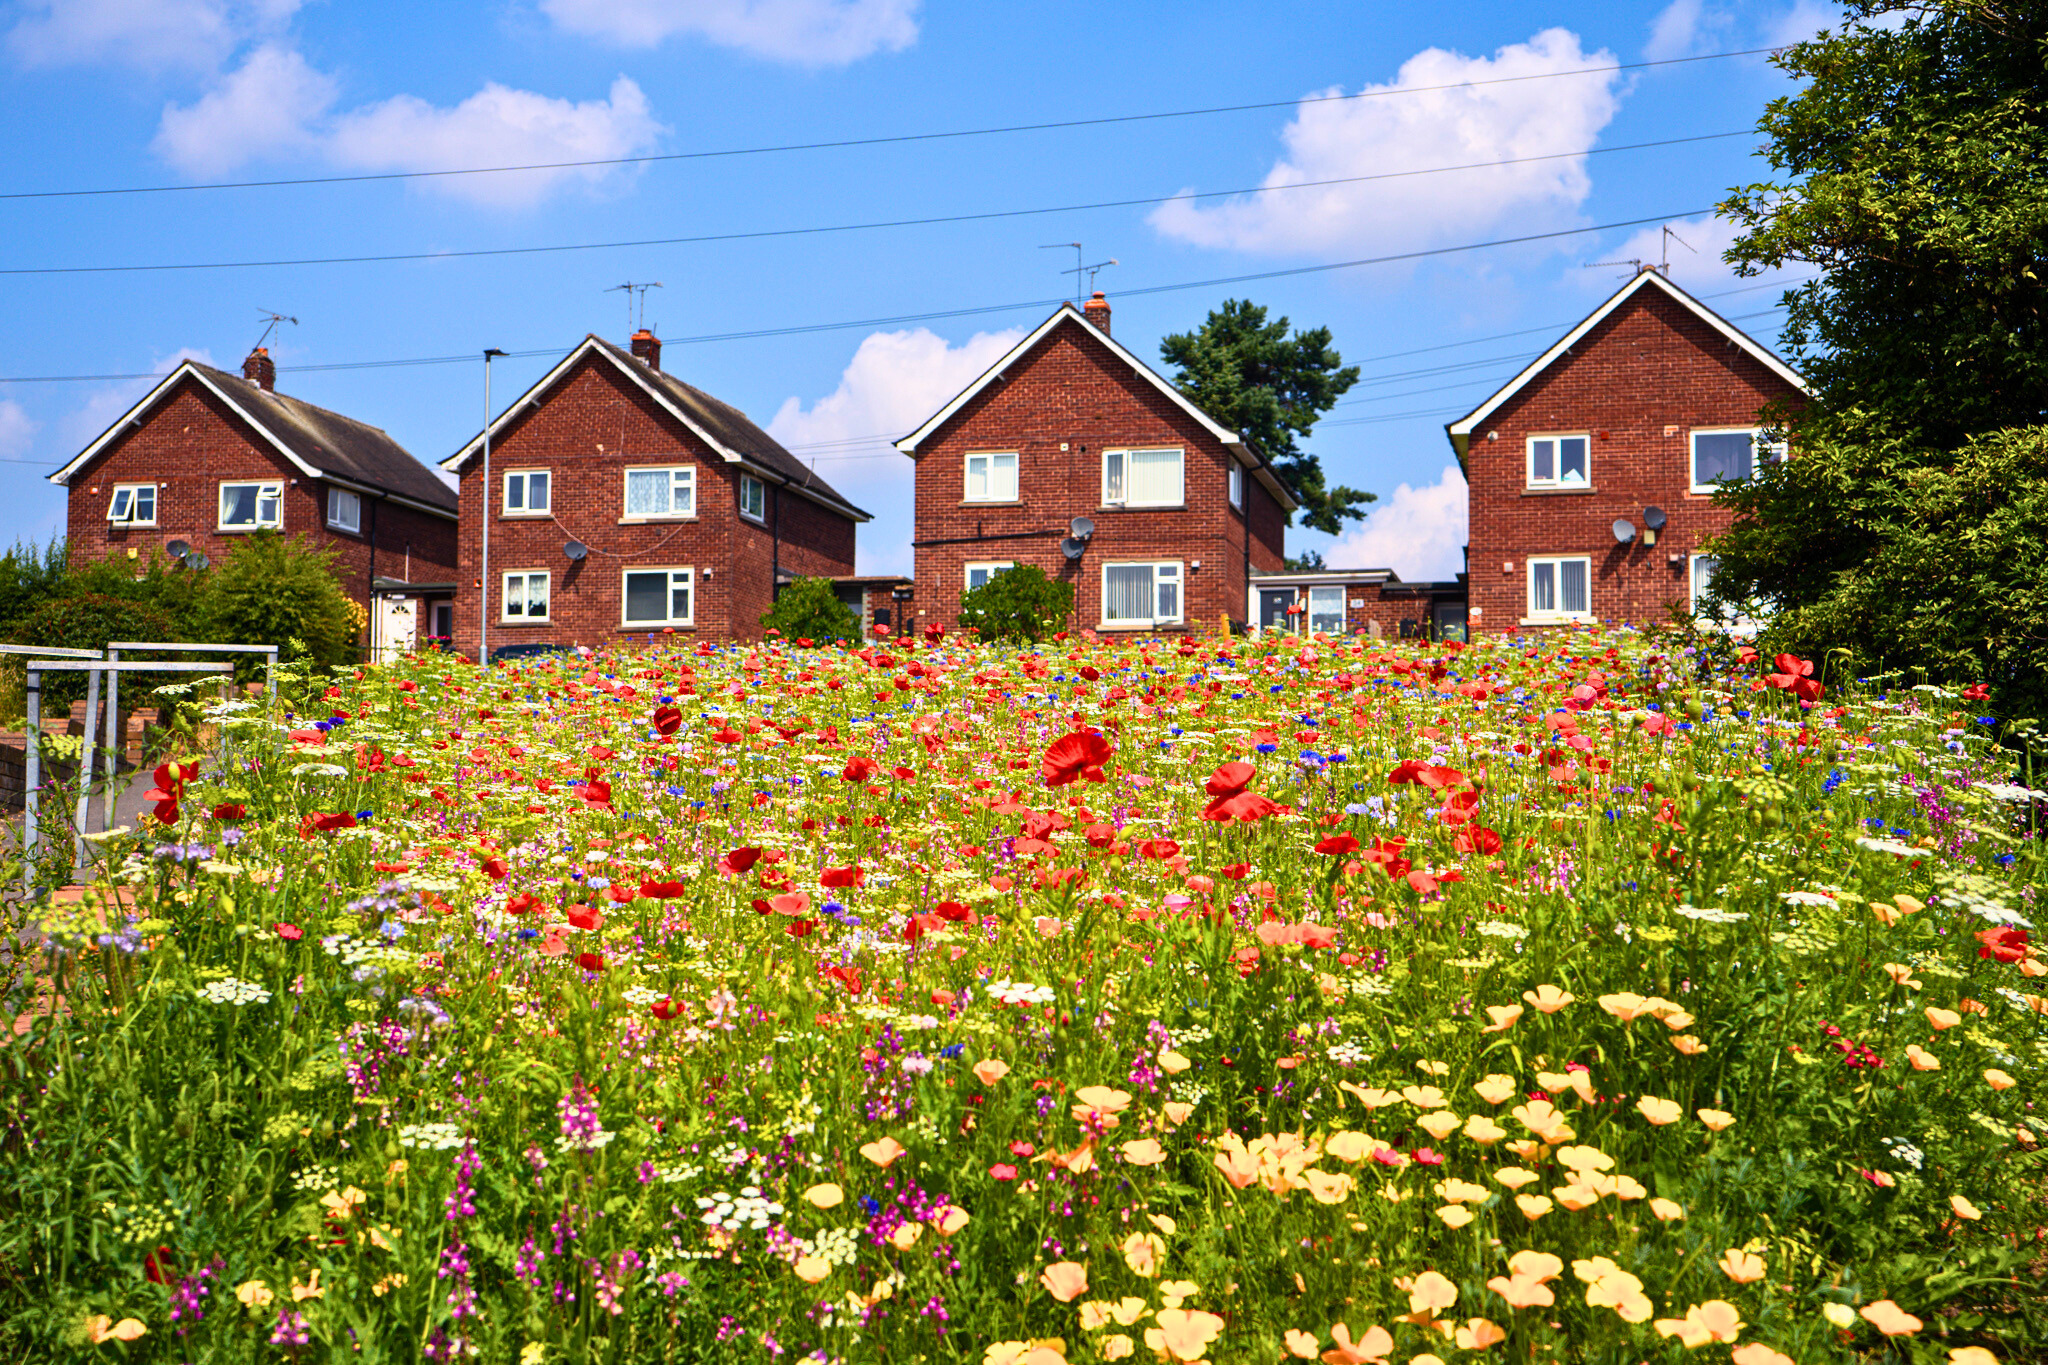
0 134 1752 278
0 47 1780 203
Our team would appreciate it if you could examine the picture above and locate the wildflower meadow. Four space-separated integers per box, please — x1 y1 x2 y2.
3 627 2043 1365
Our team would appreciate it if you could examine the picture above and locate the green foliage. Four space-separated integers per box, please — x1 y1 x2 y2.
1722 3 2048 446
196 532 357 668
1159 298 1372 535
1709 420 2048 714
6 593 179 709
761 576 862 643
957 563 1074 643
0 534 66 628
1284 549 1327 571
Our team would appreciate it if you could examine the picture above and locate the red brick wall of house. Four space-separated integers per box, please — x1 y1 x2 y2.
63 377 456 605
1464 286 1804 635
451 355 856 654
909 318 1286 636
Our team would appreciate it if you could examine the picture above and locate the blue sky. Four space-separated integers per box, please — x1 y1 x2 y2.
0 0 1833 578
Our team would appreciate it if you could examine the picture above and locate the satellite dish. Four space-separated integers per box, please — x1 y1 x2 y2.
1611 518 1637 544
165 539 191 559
1643 505 1668 530
187 552 210 570
564 541 588 561
1060 537 1087 560
1069 516 1095 539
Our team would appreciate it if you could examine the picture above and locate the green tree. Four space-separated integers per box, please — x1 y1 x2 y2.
1707 2 2048 710
957 565 1074 645
761 577 862 643
197 531 358 668
1722 2 2048 446
1159 299 1372 535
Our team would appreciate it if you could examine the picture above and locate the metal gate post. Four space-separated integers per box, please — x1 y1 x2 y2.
73 666 101 875
22 665 38 897
104 645 122 835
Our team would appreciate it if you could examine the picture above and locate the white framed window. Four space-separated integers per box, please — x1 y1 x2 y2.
503 470 550 516
623 465 695 519
218 480 282 530
1102 447 1184 508
1690 428 1782 493
1307 585 1345 634
501 570 550 623
1102 561 1182 627
1526 434 1590 490
1228 462 1244 510
622 567 694 627
963 451 1019 503
107 483 156 526
327 487 361 534
740 474 766 522
1526 555 1592 623
964 561 1014 591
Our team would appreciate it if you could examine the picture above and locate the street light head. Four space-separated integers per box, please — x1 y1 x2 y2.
484 348 507 358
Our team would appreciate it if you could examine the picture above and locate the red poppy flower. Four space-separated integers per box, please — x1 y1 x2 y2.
1138 838 1181 861
719 846 764 876
144 1247 173 1284
575 951 606 972
580 780 614 810
145 761 197 824
211 802 246 822
481 856 509 880
1219 863 1251 880
1977 926 2030 964
841 755 878 782
824 964 864 995
1962 682 1990 702
1314 833 1361 856
786 918 820 938
820 864 865 889
769 892 811 916
1204 790 1283 824
1084 822 1119 848
504 893 543 916
650 997 680 1020
566 904 602 932
298 810 358 839
639 877 687 899
903 912 947 944
1453 825 1503 856
1041 731 1113 787
274 922 302 941
935 900 971 922
1387 760 1428 785
711 727 743 744
1204 761 1256 798
652 704 683 736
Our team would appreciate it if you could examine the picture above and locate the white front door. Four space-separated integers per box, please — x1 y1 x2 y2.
376 598 418 662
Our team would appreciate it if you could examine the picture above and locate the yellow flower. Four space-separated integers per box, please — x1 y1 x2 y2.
1435 1205 1475 1229
1860 1299 1924 1336
1159 1280 1199 1310
1463 1115 1507 1145
1400 1085 1447 1109
1282 1328 1319 1359
1551 1184 1600 1211
804 1183 845 1209
1821 1303 1857 1328
1906 1044 1942 1071
1148 1307 1225 1363
1669 1034 1709 1055
319 1186 368 1220
290 1269 326 1302
1649 1197 1686 1221
973 1059 1011 1085
1100 1334 1134 1361
1481 1004 1523 1033
935 1204 971 1235
1597 991 1653 1021
1303 1169 1355 1205
860 1136 909 1167
83 1316 147 1344
1454 1317 1506 1349
1983 1068 2016 1091
1636 1095 1682 1126
1522 984 1575 1014
1156 1051 1192 1075
794 1256 832 1283
1323 1131 1379 1163
1492 1167 1538 1189
1926 1006 1963 1031
1039 1260 1088 1303
1696 1108 1736 1131
235 1280 274 1309
890 1223 923 1250
1717 1249 1766 1284
1415 1111 1461 1141
1514 1194 1553 1220
1949 1194 1983 1221
1434 1178 1490 1204
1471 1074 1518 1106
1121 1138 1168 1167
1119 1231 1165 1278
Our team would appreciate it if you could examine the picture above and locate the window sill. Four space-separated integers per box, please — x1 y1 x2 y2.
619 623 697 632
1522 485 1596 496
327 525 363 537
959 499 1022 508
1097 504 1186 512
106 523 159 530
1518 615 1596 627
499 618 552 627
217 525 280 534
739 513 767 527
499 512 553 520
617 515 699 525
1096 621 1187 632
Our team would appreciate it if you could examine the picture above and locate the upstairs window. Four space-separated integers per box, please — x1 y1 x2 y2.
327 488 361 533
740 474 766 523
1228 462 1244 510
503 470 550 515
624 466 695 519
1691 429 1782 492
1103 561 1182 627
1527 435 1590 490
219 480 282 530
964 451 1018 503
1102 447 1184 508
107 483 156 526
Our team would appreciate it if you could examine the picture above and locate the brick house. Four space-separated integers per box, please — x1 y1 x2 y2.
47 348 460 648
440 331 867 654
1247 568 1471 641
895 293 1295 635
1446 267 1807 635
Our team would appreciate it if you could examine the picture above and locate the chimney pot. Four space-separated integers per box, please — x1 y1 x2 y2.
630 328 662 372
243 346 276 392
1082 291 1111 336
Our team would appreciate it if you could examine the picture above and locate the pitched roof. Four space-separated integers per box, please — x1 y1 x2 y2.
892 302 1301 514
443 336 870 522
47 361 457 517
1444 268 1809 467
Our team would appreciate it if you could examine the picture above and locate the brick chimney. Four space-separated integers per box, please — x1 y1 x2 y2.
243 347 276 391
1082 291 1111 336
630 328 662 372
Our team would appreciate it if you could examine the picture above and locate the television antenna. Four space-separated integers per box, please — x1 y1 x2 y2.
1659 225 1696 274
1039 242 1083 301
1583 258 1644 279
607 281 663 331
252 308 297 350
1070 257 1118 295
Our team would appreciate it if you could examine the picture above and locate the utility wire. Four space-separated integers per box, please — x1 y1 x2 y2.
0 47 1780 203
0 135 1750 278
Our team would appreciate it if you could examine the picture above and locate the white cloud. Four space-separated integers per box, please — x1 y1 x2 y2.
767 326 1023 575
1603 213 1806 300
153 43 335 176
0 399 37 459
1151 29 1622 258
1764 0 1847 46
326 76 664 208
540 0 919 65
1645 0 1705 60
1323 464 1468 582
8 0 299 71
152 45 663 207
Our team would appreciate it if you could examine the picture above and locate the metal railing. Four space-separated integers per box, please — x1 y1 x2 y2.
102 642 276 832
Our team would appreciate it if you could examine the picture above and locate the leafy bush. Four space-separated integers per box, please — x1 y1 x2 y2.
196 531 358 669
0 534 67 629
4 593 179 709
761 576 862 643
958 563 1074 643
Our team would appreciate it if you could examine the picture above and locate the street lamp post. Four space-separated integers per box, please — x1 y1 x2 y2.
479 348 505 666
